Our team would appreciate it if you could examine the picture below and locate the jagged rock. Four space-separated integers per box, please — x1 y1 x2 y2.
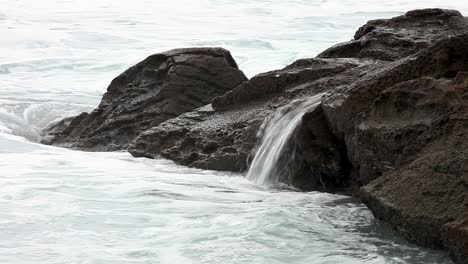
212 58 362 110
291 8 468 189
40 8 468 263
129 103 267 171
41 47 247 150
129 57 367 170
321 34 468 186
318 8 467 61
443 210 468 264
357 72 468 257
292 9 468 262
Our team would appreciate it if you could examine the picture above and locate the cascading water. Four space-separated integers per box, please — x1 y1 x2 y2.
0 1 459 262
247 93 323 185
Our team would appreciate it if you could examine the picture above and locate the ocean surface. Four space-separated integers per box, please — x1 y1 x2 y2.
1 1 467 263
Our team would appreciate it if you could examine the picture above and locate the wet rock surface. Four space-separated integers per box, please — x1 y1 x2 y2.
318 8 466 61
297 10 468 262
443 210 468 264
129 57 367 171
42 8 468 263
357 73 468 261
129 102 267 172
41 47 247 150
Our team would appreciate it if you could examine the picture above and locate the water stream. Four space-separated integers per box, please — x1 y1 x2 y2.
1 0 466 263
247 94 323 185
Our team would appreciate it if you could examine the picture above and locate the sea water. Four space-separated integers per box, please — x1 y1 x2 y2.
1 0 467 263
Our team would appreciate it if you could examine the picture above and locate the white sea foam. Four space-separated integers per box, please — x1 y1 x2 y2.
1 0 466 263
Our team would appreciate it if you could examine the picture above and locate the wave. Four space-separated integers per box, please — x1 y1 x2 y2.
191 39 275 50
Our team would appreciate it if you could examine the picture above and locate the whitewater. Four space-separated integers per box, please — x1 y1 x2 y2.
1 0 468 263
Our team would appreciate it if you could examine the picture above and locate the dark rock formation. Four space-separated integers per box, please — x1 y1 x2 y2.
443 210 468 264
211 58 361 110
42 8 468 263
42 48 247 150
130 103 266 171
291 10 468 262
318 8 466 61
285 8 468 190
320 34 468 186
129 57 368 171
289 105 351 191
357 70 468 256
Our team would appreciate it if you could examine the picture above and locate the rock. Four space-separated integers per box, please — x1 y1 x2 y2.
358 71 468 259
129 102 267 172
289 105 351 191
40 8 468 263
212 58 361 110
129 57 367 171
321 34 468 186
291 9 468 262
290 8 468 190
318 8 467 61
443 211 468 264
42 47 247 150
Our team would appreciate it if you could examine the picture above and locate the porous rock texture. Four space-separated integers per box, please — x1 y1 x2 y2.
41 48 247 150
443 210 468 264
129 57 368 171
293 9 468 262
42 9 468 263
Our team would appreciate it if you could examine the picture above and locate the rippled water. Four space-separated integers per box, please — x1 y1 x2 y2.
1 0 467 263
0 134 454 263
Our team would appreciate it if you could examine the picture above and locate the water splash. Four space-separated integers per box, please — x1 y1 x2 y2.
247 93 323 185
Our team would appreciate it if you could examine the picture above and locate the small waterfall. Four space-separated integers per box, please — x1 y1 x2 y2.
247 93 323 185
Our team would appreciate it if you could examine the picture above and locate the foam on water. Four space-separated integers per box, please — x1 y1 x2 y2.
0 134 454 263
1 0 467 139
1 0 467 263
